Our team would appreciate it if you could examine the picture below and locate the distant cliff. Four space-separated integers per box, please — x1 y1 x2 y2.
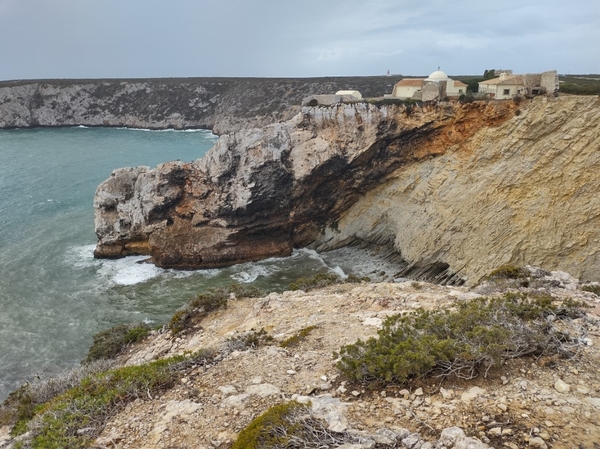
93 96 600 285
0 77 395 134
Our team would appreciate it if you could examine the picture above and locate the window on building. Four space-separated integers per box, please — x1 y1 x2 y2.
503 89 510 95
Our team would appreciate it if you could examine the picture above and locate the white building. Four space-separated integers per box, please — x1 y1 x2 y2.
478 71 558 99
390 70 467 100
335 90 362 99
390 79 423 98
478 73 525 99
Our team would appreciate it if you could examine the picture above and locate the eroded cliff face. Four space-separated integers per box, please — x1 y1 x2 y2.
94 99 521 277
0 77 396 134
316 96 600 284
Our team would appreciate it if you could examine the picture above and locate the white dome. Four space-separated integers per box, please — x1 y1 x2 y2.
426 70 449 81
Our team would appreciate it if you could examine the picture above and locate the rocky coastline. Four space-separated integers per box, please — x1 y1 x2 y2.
0 77 395 134
2 269 599 448
93 96 600 285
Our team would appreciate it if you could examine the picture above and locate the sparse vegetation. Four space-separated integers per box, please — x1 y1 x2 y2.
582 284 600 296
0 360 117 434
225 328 275 351
336 293 587 385
558 75 600 95
83 322 151 364
280 326 317 348
231 401 362 449
366 97 421 108
487 264 529 280
411 281 423 290
288 272 371 292
2 350 215 448
289 273 341 291
231 401 306 449
346 273 371 283
169 283 265 335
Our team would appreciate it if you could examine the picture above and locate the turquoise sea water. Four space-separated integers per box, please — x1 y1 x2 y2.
0 127 400 401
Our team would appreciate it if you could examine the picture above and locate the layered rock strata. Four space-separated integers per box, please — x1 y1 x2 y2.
0 77 396 134
94 99 523 282
316 96 600 283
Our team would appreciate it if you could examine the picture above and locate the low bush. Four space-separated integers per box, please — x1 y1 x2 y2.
487 264 528 280
289 273 340 291
5 349 215 448
231 401 360 449
582 284 600 296
280 326 317 348
169 283 265 335
225 328 275 352
83 322 151 364
0 360 116 433
346 273 371 283
232 401 307 449
336 293 586 385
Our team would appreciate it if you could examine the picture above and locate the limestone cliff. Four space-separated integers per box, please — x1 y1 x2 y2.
94 96 600 285
316 96 600 284
95 99 515 278
0 77 395 134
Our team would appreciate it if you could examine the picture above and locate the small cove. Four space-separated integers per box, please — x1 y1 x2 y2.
0 127 401 401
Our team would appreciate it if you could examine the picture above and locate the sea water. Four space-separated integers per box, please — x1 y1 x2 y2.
0 127 400 401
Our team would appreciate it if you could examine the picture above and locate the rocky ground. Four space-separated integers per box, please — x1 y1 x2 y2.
73 271 600 449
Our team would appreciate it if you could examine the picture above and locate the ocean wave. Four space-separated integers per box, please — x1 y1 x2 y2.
294 248 328 266
63 244 99 269
115 127 217 136
98 256 163 286
230 265 272 283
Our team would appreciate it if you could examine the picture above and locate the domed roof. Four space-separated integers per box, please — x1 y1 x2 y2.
426 70 449 81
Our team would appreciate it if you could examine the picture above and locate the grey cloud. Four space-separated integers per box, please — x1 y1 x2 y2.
0 0 598 80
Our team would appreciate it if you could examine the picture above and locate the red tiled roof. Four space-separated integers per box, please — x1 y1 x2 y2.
479 75 524 86
395 79 424 87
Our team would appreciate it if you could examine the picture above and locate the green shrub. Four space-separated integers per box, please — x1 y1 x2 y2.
226 328 275 351
169 283 265 335
487 264 528 280
280 326 317 348
582 284 600 296
231 400 362 449
0 360 116 435
83 322 150 364
346 274 371 283
336 293 584 385
231 401 307 449
6 349 215 448
289 273 340 291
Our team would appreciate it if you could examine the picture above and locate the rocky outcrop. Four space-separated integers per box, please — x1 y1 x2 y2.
94 95 600 284
94 100 520 278
316 96 600 284
0 77 396 134
81 277 600 448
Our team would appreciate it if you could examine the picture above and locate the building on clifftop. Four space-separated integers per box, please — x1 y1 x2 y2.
387 70 467 100
478 70 559 99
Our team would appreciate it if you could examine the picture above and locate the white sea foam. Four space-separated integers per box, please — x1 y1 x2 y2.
64 244 228 286
101 256 163 286
115 127 216 136
63 244 98 269
294 248 328 266
231 265 271 283
330 265 347 278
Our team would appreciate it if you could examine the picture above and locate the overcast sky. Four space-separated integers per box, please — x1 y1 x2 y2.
1 0 598 80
